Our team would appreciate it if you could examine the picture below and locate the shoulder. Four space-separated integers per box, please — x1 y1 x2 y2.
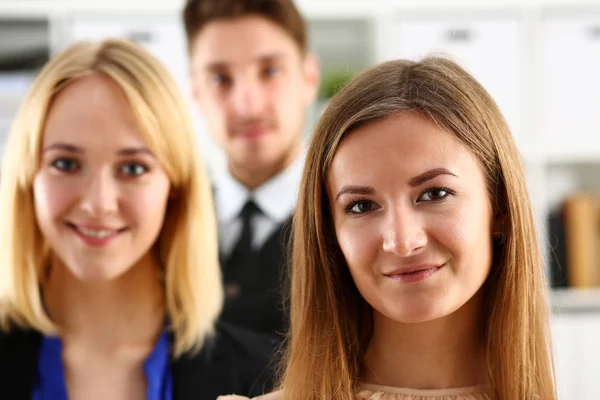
0 323 41 354
0 324 41 397
173 321 280 397
212 321 280 394
213 320 281 358
210 320 280 383
217 389 284 400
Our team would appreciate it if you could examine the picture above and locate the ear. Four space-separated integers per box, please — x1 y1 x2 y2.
301 52 320 106
492 212 506 243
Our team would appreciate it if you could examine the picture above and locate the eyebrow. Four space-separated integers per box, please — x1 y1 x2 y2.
409 168 458 187
335 185 375 201
42 143 153 156
117 147 153 156
42 143 82 153
204 53 287 72
334 168 458 201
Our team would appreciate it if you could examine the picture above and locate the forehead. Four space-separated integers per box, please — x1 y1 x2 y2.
190 15 301 68
43 74 144 148
328 113 484 187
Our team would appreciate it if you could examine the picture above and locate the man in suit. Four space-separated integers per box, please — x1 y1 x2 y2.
182 0 320 337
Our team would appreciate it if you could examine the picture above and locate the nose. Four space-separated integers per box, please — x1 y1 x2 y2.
231 77 266 118
382 205 428 257
79 170 119 217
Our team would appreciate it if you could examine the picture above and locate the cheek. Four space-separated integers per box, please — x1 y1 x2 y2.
269 81 300 117
121 178 171 228
33 173 79 224
200 94 228 130
335 221 379 273
436 202 493 275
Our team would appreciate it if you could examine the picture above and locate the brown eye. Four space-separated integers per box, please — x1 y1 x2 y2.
347 200 378 214
418 188 451 202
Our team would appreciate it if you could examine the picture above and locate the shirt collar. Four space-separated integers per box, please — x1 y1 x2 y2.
215 153 305 224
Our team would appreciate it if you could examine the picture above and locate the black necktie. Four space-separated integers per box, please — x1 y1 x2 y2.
226 200 261 272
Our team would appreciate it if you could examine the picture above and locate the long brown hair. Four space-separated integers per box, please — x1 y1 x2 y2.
281 57 555 399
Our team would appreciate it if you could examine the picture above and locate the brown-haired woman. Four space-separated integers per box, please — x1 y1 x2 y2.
220 57 557 400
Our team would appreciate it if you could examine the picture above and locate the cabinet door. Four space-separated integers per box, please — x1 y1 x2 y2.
552 313 600 399
69 17 189 89
553 315 584 398
579 315 600 400
384 16 525 152
541 15 600 160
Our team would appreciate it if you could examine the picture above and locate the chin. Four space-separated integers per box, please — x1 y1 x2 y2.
382 298 458 325
68 264 130 283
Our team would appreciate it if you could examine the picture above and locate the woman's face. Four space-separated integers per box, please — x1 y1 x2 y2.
327 112 496 324
33 74 171 282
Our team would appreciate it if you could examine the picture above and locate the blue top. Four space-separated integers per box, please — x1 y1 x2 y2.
32 329 173 400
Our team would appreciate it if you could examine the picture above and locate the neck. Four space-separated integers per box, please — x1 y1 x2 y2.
43 252 165 350
229 141 302 190
363 291 486 390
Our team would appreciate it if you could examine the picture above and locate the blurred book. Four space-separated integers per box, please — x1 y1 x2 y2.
547 208 568 288
563 193 599 288
550 193 600 288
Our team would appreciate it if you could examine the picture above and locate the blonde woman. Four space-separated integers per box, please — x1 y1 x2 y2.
0 38 275 399
221 58 556 399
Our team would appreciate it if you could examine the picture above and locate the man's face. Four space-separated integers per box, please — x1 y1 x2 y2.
190 16 319 174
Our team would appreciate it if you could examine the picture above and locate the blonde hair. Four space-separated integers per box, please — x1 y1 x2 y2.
0 38 223 357
282 58 556 399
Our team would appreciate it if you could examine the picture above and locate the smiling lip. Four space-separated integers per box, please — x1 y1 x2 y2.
67 222 126 247
237 126 268 140
384 264 444 284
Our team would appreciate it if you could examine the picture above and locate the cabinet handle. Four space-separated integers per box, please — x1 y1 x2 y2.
445 28 473 42
126 31 154 44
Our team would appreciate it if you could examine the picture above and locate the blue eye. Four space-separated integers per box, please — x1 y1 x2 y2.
211 73 231 87
345 200 379 214
120 163 148 177
418 187 452 202
263 66 280 77
52 158 79 172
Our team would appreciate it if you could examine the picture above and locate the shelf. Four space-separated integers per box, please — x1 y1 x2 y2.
551 288 600 314
0 0 596 20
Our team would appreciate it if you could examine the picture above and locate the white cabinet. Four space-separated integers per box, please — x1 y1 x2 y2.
381 15 526 151
553 313 600 399
67 17 189 90
541 14 600 161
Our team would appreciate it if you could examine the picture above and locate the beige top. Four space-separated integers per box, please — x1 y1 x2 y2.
218 383 490 400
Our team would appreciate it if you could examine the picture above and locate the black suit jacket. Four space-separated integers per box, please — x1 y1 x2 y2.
0 321 276 400
220 216 292 337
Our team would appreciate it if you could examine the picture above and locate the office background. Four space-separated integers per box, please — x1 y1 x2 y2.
1 0 600 398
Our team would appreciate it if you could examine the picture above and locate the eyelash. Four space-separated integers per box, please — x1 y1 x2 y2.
50 158 150 178
343 187 455 215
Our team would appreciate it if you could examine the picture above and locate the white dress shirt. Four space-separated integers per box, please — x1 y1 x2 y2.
214 154 305 257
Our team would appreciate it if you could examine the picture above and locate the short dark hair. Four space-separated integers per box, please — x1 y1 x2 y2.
183 0 308 54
